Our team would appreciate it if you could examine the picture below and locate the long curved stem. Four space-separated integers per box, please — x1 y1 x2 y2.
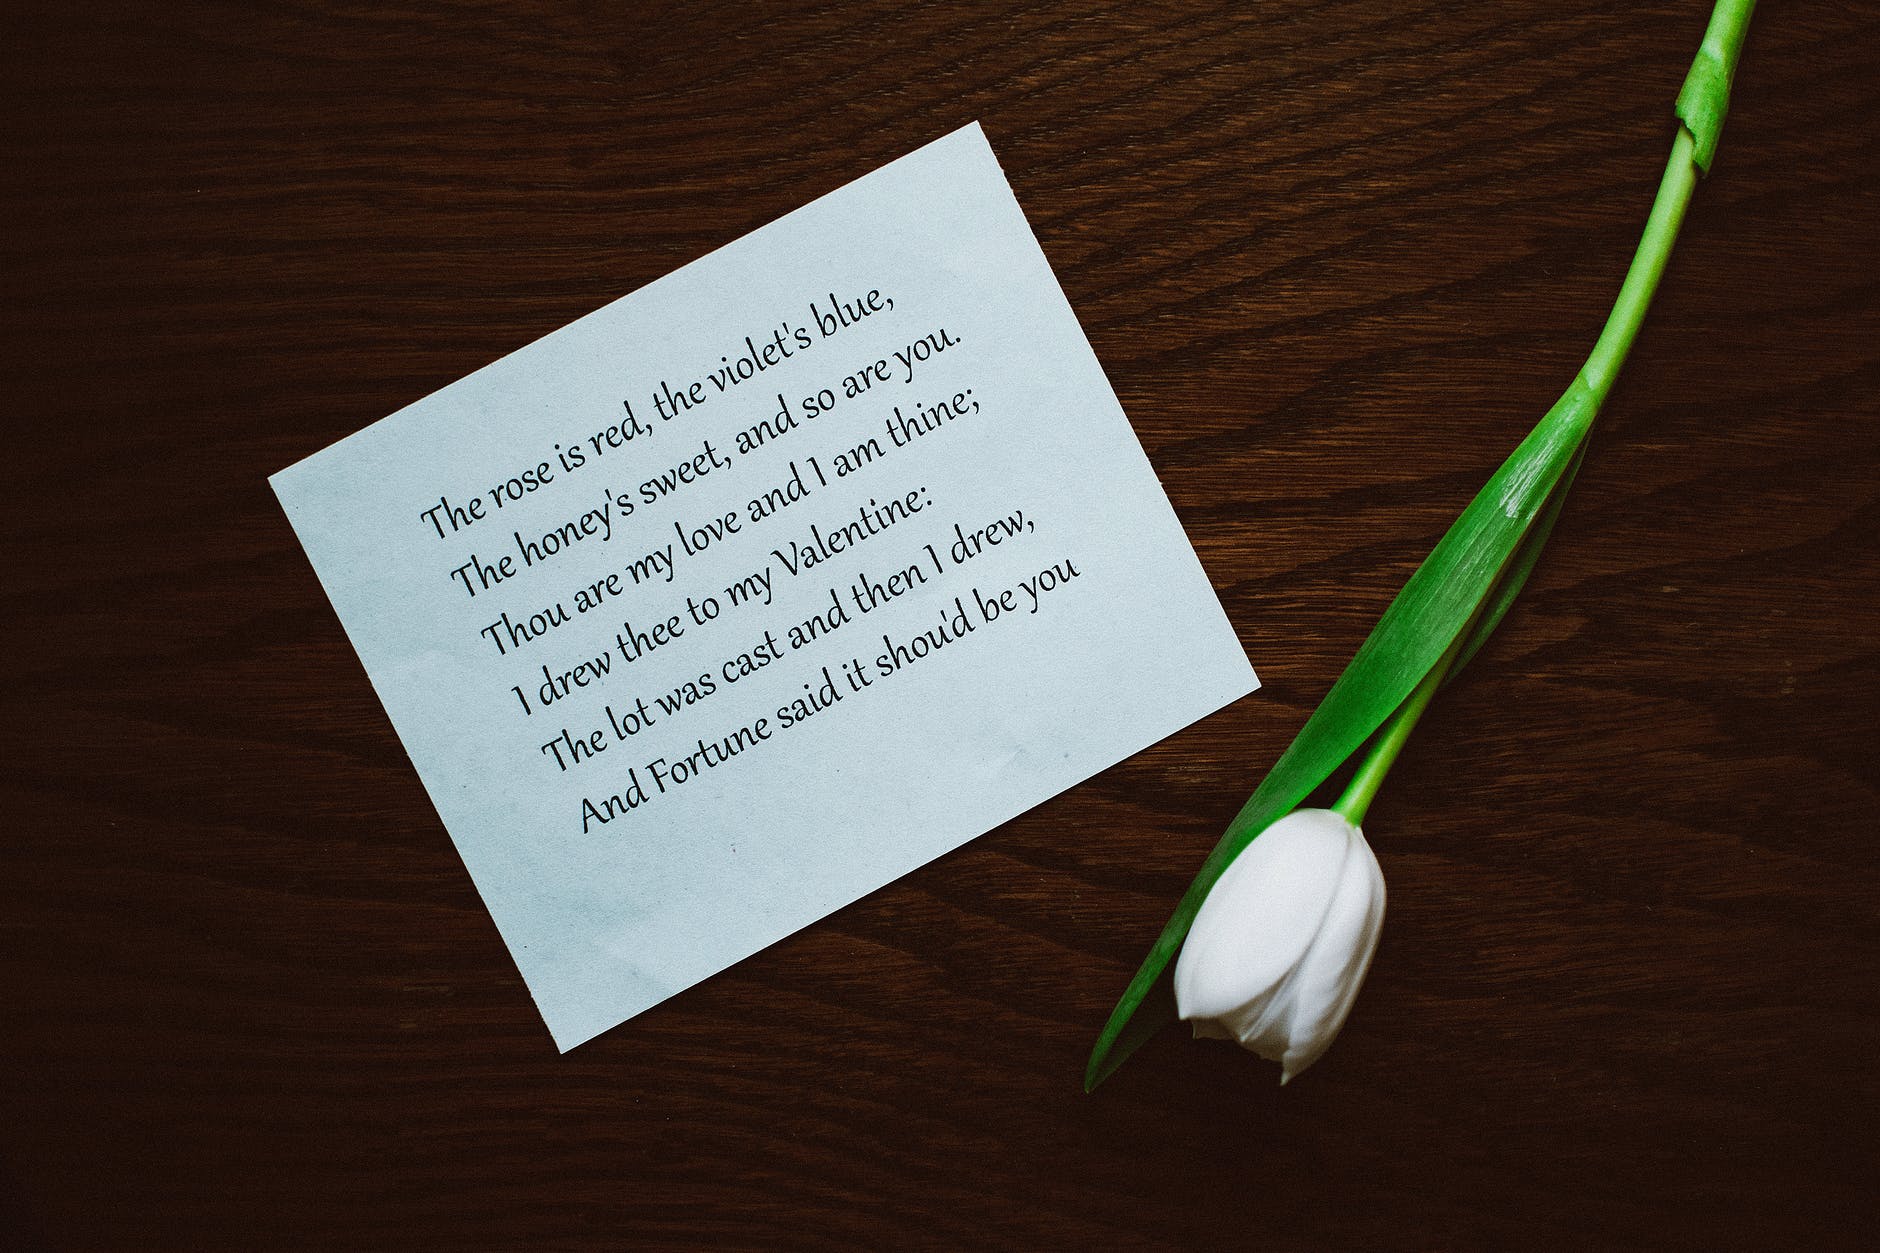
1329 123 1705 828
1331 626 1464 825
1582 128 1700 400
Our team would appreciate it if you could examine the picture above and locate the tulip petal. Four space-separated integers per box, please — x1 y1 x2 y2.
1172 811 1351 1032
1275 828 1385 1082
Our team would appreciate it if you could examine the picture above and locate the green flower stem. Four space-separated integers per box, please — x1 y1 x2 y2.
1581 127 1699 400
1331 629 1467 826
1330 115 1714 828
1678 0 1757 172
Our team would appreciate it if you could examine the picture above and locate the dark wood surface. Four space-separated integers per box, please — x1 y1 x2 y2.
4 1 1876 1248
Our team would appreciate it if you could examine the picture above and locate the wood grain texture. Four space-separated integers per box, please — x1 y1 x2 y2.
3 1 1876 1248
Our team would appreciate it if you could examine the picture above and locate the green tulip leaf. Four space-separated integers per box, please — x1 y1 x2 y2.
1085 382 1596 1091
1445 441 1587 684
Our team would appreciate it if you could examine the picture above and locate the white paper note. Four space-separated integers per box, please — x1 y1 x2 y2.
272 122 1258 1050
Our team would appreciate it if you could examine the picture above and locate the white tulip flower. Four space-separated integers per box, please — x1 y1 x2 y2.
1172 808 1386 1083
1086 1 1756 1092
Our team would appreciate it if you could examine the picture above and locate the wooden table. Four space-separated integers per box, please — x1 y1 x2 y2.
5 2 1875 1247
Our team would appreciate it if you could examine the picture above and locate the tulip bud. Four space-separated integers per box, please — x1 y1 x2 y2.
1172 808 1386 1083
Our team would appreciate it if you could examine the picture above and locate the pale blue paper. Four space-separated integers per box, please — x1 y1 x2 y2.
272 122 1258 1050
